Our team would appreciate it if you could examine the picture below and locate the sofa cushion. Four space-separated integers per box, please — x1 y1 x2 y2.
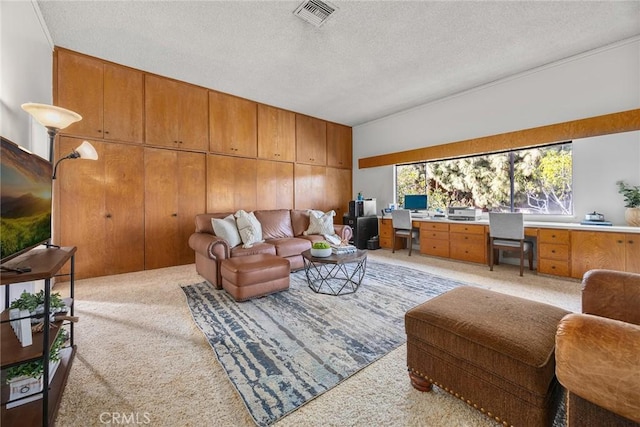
266 237 312 258
235 210 264 248
304 210 336 236
290 209 311 237
254 209 294 239
211 215 241 248
230 242 276 257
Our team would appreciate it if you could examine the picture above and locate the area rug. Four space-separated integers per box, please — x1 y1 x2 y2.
181 260 467 426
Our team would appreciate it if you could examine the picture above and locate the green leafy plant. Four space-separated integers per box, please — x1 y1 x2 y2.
6 330 68 381
616 181 640 208
10 290 65 313
312 241 331 249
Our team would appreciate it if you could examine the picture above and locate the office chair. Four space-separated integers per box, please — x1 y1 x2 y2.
391 209 419 256
489 212 533 276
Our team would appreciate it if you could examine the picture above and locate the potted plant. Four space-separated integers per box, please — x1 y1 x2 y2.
10 290 66 323
616 180 640 226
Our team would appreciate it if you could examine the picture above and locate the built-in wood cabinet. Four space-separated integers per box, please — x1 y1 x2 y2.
209 91 257 157
325 167 352 219
327 122 352 169
626 233 640 274
258 104 295 162
537 229 571 277
145 75 208 150
207 154 257 213
256 160 294 210
571 231 627 278
296 114 326 165
420 222 450 258
294 164 327 211
54 137 144 279
144 148 206 270
449 223 487 264
379 219 395 249
56 49 144 143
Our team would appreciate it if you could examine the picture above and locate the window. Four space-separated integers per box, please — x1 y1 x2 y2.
395 142 573 215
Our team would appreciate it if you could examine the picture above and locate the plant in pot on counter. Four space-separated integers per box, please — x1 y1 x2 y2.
616 180 640 226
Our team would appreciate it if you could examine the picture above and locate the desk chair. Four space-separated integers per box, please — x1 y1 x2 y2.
489 212 533 276
391 209 419 256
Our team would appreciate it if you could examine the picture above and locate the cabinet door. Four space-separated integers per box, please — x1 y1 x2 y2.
256 160 294 210
56 50 104 139
176 152 206 265
104 143 145 274
207 154 257 213
327 122 352 169
294 164 326 211
103 63 144 143
145 75 180 146
571 231 626 278
177 82 209 151
258 105 295 162
325 167 351 219
296 114 326 165
209 91 257 157
626 234 640 273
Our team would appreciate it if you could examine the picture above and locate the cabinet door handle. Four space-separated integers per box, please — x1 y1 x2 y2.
105 213 112 218
97 129 102 133
171 213 178 217
551 250 556 254
617 240 623 244
629 240 634 244
104 130 109 134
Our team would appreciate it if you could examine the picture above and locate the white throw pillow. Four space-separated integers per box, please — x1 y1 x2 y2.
234 210 264 248
211 215 242 248
304 210 336 236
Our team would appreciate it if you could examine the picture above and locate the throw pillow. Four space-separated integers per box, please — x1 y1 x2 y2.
234 210 265 248
211 215 241 248
304 210 336 236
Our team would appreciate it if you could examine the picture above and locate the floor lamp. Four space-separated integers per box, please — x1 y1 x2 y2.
52 140 99 179
21 103 82 162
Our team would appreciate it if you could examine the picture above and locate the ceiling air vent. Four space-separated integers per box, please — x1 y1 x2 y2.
293 0 337 27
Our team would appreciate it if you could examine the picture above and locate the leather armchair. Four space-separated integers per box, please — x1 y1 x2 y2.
555 269 640 426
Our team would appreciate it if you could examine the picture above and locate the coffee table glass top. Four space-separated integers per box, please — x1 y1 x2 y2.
302 249 367 296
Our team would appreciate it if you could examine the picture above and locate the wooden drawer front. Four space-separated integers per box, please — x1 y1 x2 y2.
450 243 486 264
421 240 450 258
421 222 449 232
539 243 569 261
379 226 393 239
421 231 449 241
380 237 393 249
538 259 570 277
538 229 570 244
450 232 485 245
449 223 485 235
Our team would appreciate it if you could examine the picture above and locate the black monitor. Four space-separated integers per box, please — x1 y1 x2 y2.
403 194 428 212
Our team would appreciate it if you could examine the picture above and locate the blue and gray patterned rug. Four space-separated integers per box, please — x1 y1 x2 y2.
181 260 466 426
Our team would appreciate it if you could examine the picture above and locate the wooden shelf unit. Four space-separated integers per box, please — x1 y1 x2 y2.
1 246 77 427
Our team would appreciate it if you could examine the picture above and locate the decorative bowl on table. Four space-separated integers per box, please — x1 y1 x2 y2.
310 242 332 257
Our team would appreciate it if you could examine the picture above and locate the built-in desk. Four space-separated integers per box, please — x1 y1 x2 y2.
379 217 640 278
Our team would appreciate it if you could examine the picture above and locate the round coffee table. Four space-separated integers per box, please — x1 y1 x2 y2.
301 249 367 296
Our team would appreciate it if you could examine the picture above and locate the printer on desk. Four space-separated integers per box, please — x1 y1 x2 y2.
447 207 482 221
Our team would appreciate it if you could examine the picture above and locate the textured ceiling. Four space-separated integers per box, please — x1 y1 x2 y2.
37 1 640 126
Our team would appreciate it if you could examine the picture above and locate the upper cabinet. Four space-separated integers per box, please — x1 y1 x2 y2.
327 122 352 169
56 49 144 143
257 104 295 162
296 114 326 165
145 75 208 151
209 91 257 157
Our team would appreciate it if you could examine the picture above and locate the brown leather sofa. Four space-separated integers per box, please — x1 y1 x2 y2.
555 269 640 427
188 209 353 288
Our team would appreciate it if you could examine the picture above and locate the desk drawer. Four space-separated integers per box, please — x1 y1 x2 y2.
420 222 449 232
538 259 570 277
539 243 569 260
450 223 485 235
421 240 450 258
450 243 486 264
450 232 485 245
421 231 449 241
538 229 570 245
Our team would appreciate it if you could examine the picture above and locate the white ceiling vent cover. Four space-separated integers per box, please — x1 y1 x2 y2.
293 0 337 27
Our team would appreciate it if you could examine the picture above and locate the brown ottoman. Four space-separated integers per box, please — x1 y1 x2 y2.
221 254 290 301
405 286 570 427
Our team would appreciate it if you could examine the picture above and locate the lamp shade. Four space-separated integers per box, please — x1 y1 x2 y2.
21 103 82 130
75 141 99 160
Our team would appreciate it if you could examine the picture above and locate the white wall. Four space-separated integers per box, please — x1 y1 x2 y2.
353 37 640 226
1 1 54 305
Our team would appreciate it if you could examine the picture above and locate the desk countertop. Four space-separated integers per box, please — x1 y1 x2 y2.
380 216 640 234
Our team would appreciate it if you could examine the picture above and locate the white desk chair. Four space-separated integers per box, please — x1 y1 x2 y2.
391 209 419 256
489 212 533 276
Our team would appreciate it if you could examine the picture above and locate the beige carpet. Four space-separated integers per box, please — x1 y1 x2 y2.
54 250 581 427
